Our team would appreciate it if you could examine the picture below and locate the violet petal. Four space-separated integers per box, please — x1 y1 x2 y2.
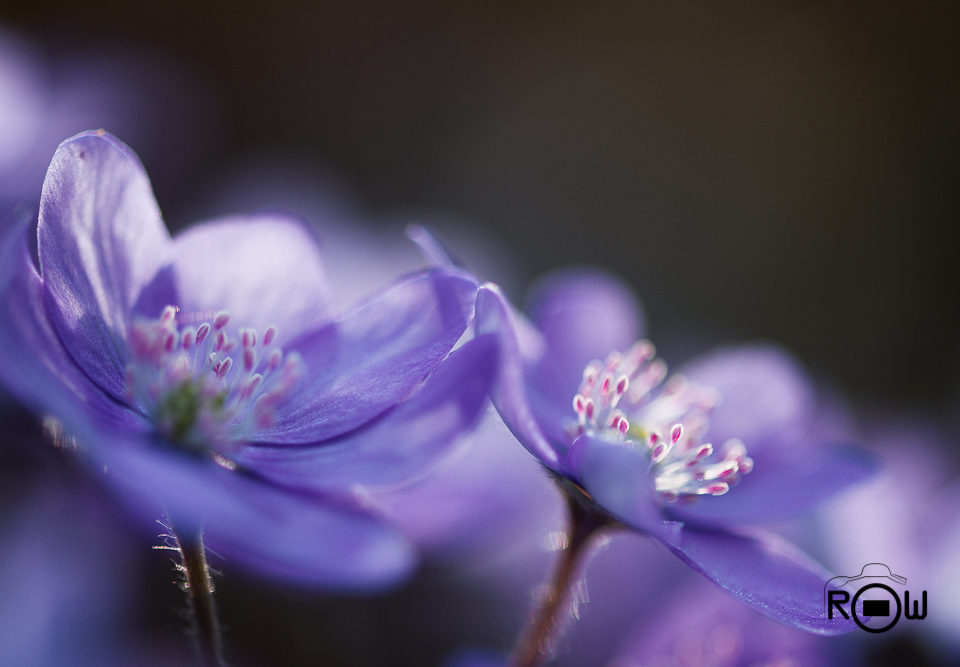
172 214 334 345
664 526 858 635
0 218 150 443
566 433 680 541
38 131 172 401
680 343 816 452
236 334 496 490
99 439 416 589
474 284 563 471
258 268 478 443
526 269 644 410
666 444 879 528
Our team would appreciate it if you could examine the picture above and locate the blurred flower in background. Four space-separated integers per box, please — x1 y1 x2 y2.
0 396 193 667
0 23 216 211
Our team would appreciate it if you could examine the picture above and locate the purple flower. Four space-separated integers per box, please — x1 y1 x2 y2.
0 130 491 588
474 269 877 633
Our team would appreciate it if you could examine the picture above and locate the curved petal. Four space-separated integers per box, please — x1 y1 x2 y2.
666 444 879 528
97 438 416 589
38 131 172 401
474 284 562 471
566 433 679 541
680 343 816 452
526 268 644 410
664 527 858 635
258 267 479 443
0 218 150 443
172 214 334 345
235 334 497 490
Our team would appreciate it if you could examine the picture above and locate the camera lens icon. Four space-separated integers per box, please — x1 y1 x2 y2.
852 583 901 633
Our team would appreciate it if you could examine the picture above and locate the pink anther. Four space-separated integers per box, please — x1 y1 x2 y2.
242 329 256 349
182 328 196 349
160 305 178 326
263 326 277 346
268 349 282 371
196 322 210 345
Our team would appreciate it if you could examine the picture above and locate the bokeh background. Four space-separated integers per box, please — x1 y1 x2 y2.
1 2 959 666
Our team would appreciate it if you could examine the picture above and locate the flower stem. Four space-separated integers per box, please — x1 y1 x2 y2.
510 483 612 667
174 529 226 667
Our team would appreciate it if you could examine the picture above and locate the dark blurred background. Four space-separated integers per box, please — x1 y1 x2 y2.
1 3 959 666
4 0 959 403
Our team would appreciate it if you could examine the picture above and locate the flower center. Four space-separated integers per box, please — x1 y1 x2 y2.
569 341 753 503
126 305 301 454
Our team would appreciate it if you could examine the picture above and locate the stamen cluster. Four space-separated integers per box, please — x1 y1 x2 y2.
126 305 301 453
570 341 754 503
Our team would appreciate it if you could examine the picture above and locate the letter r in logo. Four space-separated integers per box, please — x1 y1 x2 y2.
828 590 850 620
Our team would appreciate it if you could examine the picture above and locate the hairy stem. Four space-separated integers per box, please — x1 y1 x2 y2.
175 529 225 667
510 488 610 667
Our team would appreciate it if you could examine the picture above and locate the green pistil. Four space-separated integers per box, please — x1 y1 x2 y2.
155 379 227 449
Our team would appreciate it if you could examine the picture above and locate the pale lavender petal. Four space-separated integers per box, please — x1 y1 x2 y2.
172 214 334 344
38 131 172 401
258 268 478 443
406 223 456 267
474 284 562 470
666 444 878 528
664 527 858 635
0 219 150 442
98 440 416 589
373 409 565 560
235 334 496 490
526 268 644 410
680 343 816 452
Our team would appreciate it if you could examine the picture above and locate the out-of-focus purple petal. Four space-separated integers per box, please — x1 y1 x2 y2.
0 219 150 443
38 131 172 401
475 284 562 470
667 444 879 528
666 527 857 635
235 334 496 490
258 268 478 443
372 408 565 561
526 269 644 410
172 214 334 344
442 650 507 667
680 343 816 451
614 576 837 667
566 433 680 541
98 439 415 589
406 223 456 267
0 476 143 667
